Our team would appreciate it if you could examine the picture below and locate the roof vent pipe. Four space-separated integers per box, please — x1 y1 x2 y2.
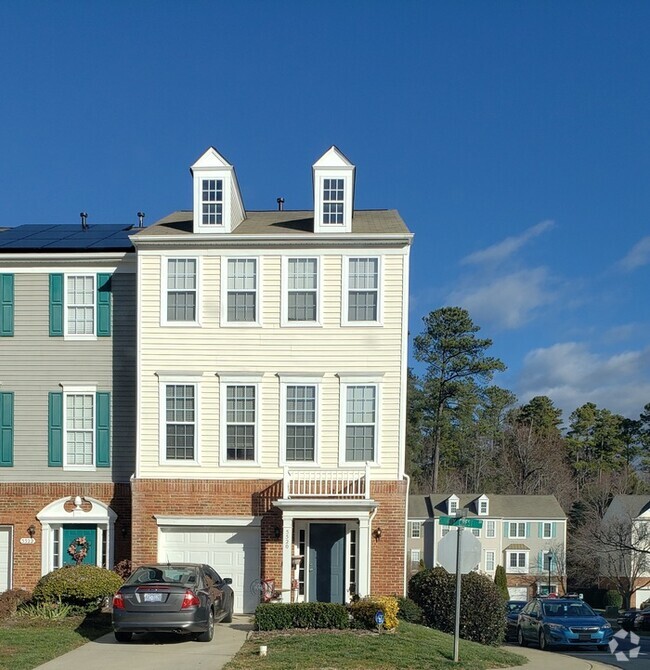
137 211 145 228
277 197 284 211
80 212 88 230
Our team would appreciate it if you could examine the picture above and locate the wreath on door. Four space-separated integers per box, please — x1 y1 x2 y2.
67 536 90 565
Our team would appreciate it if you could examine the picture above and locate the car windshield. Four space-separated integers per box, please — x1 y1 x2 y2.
507 602 525 612
127 566 199 586
543 601 595 618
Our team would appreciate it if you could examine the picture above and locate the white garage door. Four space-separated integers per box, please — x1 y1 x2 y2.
635 587 650 609
508 586 528 600
158 525 260 614
0 527 11 592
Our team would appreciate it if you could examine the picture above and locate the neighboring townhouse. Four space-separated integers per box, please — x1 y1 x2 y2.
0 223 136 591
407 494 567 599
601 495 650 608
129 146 413 613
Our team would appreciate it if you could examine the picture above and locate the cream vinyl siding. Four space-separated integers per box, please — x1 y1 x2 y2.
138 250 406 480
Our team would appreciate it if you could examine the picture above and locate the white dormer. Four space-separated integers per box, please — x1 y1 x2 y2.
478 494 489 516
312 146 355 233
448 495 459 515
190 147 245 234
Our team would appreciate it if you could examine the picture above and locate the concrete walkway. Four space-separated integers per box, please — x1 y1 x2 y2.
504 645 618 669
34 616 252 670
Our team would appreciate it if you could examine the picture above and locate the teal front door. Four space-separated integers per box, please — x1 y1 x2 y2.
308 523 346 603
62 526 97 566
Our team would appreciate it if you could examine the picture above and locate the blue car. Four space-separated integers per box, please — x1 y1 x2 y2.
517 597 613 651
505 600 528 640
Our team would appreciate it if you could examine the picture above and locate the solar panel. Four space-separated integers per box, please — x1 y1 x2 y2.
0 224 135 251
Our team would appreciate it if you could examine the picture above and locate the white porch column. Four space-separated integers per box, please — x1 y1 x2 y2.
281 512 294 602
357 514 371 597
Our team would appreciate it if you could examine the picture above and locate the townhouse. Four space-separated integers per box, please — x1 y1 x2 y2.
407 493 567 599
0 223 136 591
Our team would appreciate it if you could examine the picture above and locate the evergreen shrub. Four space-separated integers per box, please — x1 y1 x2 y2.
397 596 423 623
494 565 509 601
255 602 349 630
603 590 622 609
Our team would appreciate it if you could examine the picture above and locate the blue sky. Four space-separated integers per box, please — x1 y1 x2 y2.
1 1 649 421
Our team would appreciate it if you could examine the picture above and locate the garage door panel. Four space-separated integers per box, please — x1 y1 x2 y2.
158 525 260 614
635 587 650 608
0 528 11 592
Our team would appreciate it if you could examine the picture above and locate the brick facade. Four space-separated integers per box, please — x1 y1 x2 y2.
0 482 131 591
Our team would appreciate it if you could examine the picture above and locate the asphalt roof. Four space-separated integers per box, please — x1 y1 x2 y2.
0 224 136 252
134 209 411 238
604 495 650 520
408 494 566 519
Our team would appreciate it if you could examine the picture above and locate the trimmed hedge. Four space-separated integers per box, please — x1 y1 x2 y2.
604 590 622 608
349 596 399 630
33 565 123 613
409 567 505 646
397 596 423 623
255 602 349 630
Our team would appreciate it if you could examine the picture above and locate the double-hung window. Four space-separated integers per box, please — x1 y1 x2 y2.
486 520 496 538
410 521 421 539
322 178 344 224
285 385 316 462
165 258 198 323
285 258 318 324
201 178 223 225
65 392 94 466
219 375 261 464
344 257 380 324
50 273 111 338
485 550 495 572
508 522 527 539
344 384 377 462
67 275 95 335
225 258 258 324
163 384 197 462
542 522 552 539
507 551 528 571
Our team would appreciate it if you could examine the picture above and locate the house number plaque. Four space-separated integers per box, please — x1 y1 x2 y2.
20 538 36 545
284 528 290 550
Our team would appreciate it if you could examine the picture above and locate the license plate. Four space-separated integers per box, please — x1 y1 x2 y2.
578 634 591 640
144 593 164 602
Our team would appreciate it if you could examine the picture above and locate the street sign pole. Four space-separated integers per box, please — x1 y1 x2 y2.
453 525 462 663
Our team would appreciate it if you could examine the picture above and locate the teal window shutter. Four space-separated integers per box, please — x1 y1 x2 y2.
96 392 110 467
48 392 63 466
552 522 557 538
49 274 64 337
503 521 509 538
0 392 14 466
538 523 543 539
525 522 530 538
0 274 14 337
96 273 111 337
538 551 544 571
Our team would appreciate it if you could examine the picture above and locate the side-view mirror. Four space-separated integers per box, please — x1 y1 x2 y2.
223 577 233 585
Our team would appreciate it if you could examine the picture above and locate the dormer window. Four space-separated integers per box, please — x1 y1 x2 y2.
478 495 489 516
201 179 223 225
323 179 345 224
312 146 355 233
448 495 459 515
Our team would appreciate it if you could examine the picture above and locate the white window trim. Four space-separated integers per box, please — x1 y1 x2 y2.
219 373 263 467
486 520 496 538
485 550 496 572
448 495 459 515
506 550 529 573
194 173 232 233
341 255 383 327
478 496 489 516
317 173 353 229
158 376 202 466
160 256 202 327
64 274 97 340
200 177 225 227
338 374 383 467
281 256 323 327
542 522 552 539
508 521 527 539
279 375 322 467
410 548 421 564
61 384 97 472
409 521 421 539
221 257 263 327
471 527 481 538
542 550 555 570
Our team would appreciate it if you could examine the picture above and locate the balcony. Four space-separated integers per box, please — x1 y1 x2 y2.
282 464 370 500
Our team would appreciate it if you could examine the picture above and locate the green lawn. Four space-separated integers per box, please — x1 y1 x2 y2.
0 613 112 670
224 622 526 670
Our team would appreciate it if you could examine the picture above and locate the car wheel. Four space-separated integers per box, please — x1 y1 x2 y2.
197 608 215 642
517 627 528 647
223 600 233 624
539 630 552 651
597 644 609 651
114 631 132 643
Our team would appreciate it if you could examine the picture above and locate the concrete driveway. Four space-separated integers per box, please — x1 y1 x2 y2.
35 616 252 670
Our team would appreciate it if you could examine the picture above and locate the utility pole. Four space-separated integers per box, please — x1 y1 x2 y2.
453 509 467 663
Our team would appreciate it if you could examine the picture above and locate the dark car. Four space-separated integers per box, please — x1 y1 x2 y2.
517 597 613 651
505 600 528 640
634 609 650 631
617 608 638 631
112 563 234 642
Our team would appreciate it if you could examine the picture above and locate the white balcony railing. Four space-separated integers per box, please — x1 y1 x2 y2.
283 464 370 500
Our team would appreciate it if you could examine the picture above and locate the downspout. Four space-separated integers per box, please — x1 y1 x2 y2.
403 473 411 597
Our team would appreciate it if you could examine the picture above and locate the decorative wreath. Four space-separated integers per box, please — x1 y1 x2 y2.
67 536 90 565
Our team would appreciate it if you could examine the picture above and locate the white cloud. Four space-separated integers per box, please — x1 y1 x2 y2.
517 342 650 419
447 268 554 330
619 236 650 271
461 220 555 266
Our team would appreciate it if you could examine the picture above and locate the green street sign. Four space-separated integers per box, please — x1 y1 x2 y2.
439 516 483 529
